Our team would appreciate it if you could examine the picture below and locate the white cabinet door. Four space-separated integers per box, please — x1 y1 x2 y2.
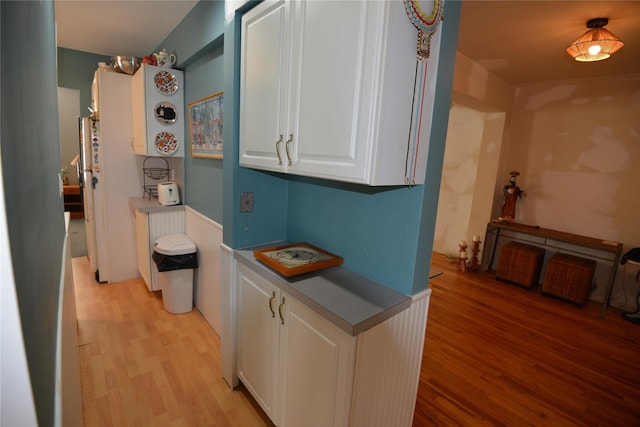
132 64 185 157
131 69 147 155
240 1 438 185
277 294 356 427
236 263 357 426
288 0 371 182
133 209 151 289
236 265 281 422
239 0 290 172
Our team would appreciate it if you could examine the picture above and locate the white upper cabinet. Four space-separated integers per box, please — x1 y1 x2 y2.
240 0 289 171
132 64 185 157
239 0 442 185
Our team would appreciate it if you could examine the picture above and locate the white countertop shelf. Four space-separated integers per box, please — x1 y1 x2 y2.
129 197 185 213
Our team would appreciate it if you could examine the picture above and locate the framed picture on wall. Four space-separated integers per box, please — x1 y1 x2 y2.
188 91 223 159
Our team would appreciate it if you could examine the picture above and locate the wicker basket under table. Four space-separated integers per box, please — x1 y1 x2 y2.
542 253 596 306
496 241 545 288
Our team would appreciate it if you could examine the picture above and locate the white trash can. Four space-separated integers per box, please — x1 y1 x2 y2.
152 233 197 314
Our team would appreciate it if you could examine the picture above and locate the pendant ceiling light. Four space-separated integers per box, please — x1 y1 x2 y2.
566 17 624 62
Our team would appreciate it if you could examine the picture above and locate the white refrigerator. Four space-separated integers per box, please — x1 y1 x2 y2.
79 117 99 277
79 69 141 283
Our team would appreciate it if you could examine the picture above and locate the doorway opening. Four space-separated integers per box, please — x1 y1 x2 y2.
432 101 506 264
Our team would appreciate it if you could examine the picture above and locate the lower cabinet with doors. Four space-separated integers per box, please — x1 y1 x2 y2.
237 263 355 427
131 199 185 291
234 253 429 427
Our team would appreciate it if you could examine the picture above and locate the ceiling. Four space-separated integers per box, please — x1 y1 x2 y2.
458 1 640 85
54 0 640 85
54 0 198 59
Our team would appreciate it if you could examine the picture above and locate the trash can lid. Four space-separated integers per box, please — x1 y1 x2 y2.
154 234 196 256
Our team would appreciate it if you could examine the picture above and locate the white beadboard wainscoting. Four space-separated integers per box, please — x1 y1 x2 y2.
220 243 238 388
350 288 431 427
56 214 83 426
185 206 223 335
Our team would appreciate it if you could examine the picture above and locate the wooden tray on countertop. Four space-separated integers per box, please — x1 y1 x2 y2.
254 242 343 277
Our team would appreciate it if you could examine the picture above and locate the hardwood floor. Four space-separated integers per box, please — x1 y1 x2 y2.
414 253 640 427
73 253 640 426
72 257 272 427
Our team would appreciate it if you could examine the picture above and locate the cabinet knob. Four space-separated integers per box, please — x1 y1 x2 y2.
275 134 283 165
285 134 293 166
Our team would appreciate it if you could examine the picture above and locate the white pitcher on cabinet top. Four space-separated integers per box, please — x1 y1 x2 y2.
153 49 176 67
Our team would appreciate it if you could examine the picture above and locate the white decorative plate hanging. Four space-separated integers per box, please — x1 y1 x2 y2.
154 131 178 154
154 102 177 125
153 70 178 95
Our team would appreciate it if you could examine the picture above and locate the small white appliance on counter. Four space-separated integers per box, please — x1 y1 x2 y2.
158 182 180 206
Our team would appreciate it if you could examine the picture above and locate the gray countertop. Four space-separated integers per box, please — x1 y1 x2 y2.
129 197 185 213
235 246 411 336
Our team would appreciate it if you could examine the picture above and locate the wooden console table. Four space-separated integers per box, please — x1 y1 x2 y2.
482 221 623 317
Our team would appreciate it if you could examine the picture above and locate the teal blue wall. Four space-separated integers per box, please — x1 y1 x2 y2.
280 5 462 294
183 42 225 220
57 47 110 113
410 2 461 294
223 1 290 250
54 0 461 296
0 4 457 424
220 1 461 295
286 178 423 291
2 2 65 425
156 0 227 222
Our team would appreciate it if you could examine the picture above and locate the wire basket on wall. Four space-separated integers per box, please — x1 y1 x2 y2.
142 156 170 198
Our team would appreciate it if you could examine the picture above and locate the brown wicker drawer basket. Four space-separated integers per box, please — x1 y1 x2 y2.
542 253 596 305
496 242 545 288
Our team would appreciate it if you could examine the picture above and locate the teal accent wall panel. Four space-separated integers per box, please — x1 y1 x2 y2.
286 178 423 294
233 2 462 295
223 5 290 249
222 1 461 296
410 1 461 295
2 2 65 424
233 169 289 248
183 43 225 222
154 0 225 69
156 0 227 224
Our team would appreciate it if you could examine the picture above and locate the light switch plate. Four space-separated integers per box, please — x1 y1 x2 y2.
240 192 254 213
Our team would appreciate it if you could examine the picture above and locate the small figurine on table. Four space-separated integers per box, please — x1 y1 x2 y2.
499 171 525 222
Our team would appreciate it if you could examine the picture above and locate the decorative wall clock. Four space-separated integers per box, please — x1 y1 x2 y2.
254 242 343 277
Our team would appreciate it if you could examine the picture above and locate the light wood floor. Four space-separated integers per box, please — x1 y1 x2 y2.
414 254 640 426
73 254 640 426
72 257 272 427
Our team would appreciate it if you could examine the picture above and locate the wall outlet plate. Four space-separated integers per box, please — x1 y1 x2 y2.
240 192 254 213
